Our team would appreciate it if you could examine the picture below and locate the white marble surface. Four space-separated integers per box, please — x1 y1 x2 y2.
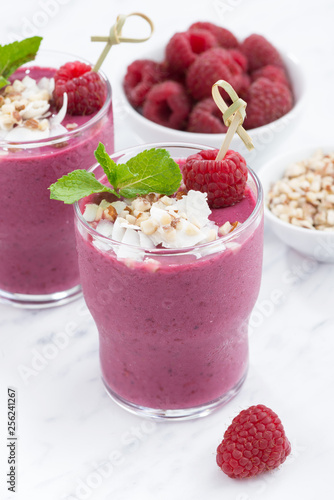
1 0 334 498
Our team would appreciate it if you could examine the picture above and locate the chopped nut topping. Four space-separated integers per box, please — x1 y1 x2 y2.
171 218 181 229
0 75 63 140
146 193 161 204
161 195 174 206
160 212 172 225
218 221 240 236
125 213 137 225
12 110 22 123
104 205 117 222
14 103 26 111
141 218 158 235
66 123 78 130
176 188 187 200
267 150 334 231
25 118 39 129
83 191 235 255
131 197 151 212
136 212 150 224
38 119 49 131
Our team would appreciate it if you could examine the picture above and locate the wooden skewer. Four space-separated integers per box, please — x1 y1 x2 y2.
212 80 254 161
91 12 154 72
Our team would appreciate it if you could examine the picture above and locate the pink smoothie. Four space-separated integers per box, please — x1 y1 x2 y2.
76 185 263 410
0 66 114 296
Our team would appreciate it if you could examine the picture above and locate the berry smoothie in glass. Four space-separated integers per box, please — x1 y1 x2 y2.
52 142 263 419
0 48 114 307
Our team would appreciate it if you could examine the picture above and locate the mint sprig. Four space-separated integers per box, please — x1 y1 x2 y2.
48 169 114 204
49 144 182 204
0 36 43 89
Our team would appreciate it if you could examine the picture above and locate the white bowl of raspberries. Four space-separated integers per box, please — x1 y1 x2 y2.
120 22 305 162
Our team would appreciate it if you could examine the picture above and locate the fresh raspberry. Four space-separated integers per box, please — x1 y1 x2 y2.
240 34 284 72
233 73 251 99
228 49 248 72
244 77 293 129
143 80 191 130
159 59 186 85
216 404 291 479
53 61 106 115
187 98 228 134
189 22 239 49
186 48 241 100
251 64 291 88
165 30 218 74
182 148 247 208
123 59 163 108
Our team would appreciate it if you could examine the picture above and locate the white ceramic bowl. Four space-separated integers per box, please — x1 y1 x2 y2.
116 50 305 167
259 146 334 262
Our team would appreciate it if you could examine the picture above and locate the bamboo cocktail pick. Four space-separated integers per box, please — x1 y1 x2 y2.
212 80 254 161
91 13 154 72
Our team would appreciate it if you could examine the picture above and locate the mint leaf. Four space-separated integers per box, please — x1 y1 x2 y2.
0 36 42 89
0 76 9 87
115 148 182 198
49 147 183 205
94 142 117 187
49 170 113 204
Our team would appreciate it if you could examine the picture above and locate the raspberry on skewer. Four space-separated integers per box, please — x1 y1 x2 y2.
54 13 154 116
183 80 254 208
53 61 107 115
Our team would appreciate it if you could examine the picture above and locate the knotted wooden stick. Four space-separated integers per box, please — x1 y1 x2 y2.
91 13 154 72
212 80 254 161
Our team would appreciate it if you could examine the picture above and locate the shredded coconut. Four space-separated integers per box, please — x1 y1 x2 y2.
83 191 242 260
0 75 68 141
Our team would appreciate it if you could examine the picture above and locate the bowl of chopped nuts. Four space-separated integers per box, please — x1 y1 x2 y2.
259 147 334 262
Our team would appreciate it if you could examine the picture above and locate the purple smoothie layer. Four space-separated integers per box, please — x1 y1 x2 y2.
76 187 263 410
0 66 114 295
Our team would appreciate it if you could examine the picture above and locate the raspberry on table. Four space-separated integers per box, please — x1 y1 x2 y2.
142 80 191 130
186 47 241 100
189 22 239 49
251 64 291 88
123 59 163 108
165 30 218 75
244 77 293 129
240 34 284 72
187 98 228 134
182 148 248 208
216 404 291 479
53 61 106 115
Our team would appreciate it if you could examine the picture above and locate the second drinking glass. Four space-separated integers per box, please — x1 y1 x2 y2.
0 51 114 307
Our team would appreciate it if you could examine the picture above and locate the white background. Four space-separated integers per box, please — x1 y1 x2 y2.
1 0 334 499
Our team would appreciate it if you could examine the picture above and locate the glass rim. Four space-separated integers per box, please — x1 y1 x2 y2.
0 49 112 149
74 142 264 256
